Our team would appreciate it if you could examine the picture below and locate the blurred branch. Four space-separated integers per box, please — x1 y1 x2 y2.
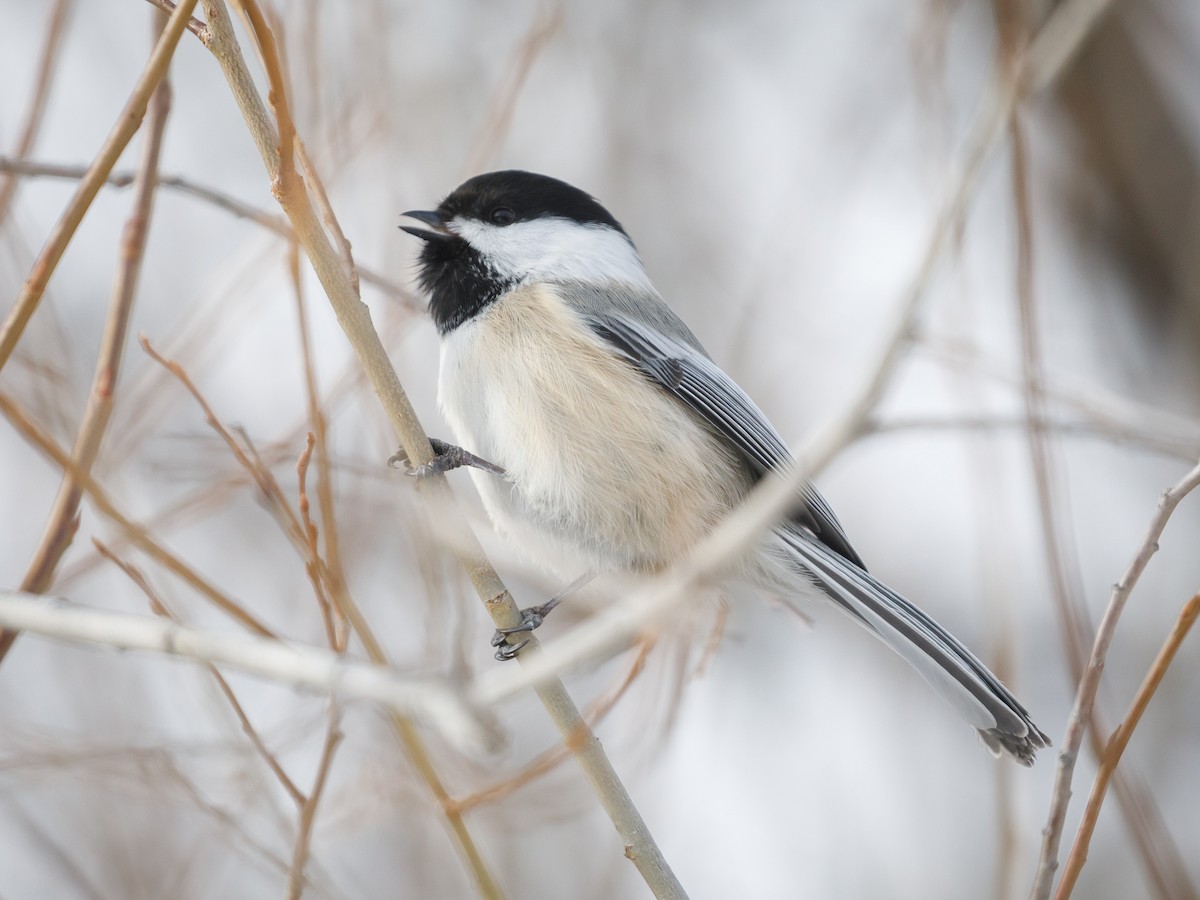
461 6 563 176
143 0 209 41
1031 459 1200 899
0 590 496 754
866 413 1200 462
1056 593 1200 900
286 705 344 900
0 391 276 637
0 156 418 307
94 537 308 806
0 10 175 665
195 1 687 896
0 0 74 229
0 0 199 373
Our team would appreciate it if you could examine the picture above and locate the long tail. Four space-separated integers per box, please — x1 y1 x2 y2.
774 525 1050 765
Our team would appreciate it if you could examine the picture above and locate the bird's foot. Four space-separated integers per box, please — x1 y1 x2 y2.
388 438 506 479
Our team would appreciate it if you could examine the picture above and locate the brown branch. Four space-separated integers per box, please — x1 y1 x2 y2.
0 155 418 308
0 0 74 229
1031 459 1200 899
143 0 209 41
1056 593 1200 899
286 706 344 900
93 538 307 807
0 0 200 373
288 245 348 651
0 392 276 638
0 10 176 666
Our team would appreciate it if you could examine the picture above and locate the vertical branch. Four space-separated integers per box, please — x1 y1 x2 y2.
285 705 344 900
0 0 75 229
0 0 199 373
0 7 176 665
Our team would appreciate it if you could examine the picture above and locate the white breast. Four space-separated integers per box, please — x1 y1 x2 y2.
438 284 748 575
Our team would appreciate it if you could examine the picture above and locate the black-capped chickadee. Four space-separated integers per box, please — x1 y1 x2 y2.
401 170 1049 765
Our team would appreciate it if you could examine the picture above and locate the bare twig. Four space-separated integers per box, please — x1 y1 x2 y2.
0 0 200 373
93 538 308 807
286 706 344 900
0 10 176 666
143 0 209 41
0 590 495 753
1030 460 1200 899
0 392 276 637
461 7 563 176
0 156 418 306
1055 593 1200 899
0 0 74 228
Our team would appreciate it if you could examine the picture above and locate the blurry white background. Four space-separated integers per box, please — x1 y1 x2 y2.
0 1 1198 898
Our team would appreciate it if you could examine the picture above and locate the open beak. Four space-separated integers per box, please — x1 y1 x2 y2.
400 210 452 242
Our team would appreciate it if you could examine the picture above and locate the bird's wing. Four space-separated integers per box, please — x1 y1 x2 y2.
583 310 865 569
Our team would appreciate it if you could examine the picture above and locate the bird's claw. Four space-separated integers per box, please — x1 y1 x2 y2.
388 438 505 479
490 605 550 661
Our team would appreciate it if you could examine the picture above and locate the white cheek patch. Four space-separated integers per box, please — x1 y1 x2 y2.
451 217 654 291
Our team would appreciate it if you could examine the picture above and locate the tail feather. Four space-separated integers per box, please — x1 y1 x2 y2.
775 525 1050 765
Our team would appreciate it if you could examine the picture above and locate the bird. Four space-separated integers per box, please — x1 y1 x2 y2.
399 169 1050 765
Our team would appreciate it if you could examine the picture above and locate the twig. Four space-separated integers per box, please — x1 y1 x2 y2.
288 245 347 651
461 7 563 176
286 705 344 900
0 0 200 373
1030 460 1200 899
0 9 175 666
0 0 74 229
450 640 654 814
0 590 496 753
0 392 276 638
1055 593 1200 899
143 0 209 41
0 156 418 307
93 538 307 807
196 2 685 896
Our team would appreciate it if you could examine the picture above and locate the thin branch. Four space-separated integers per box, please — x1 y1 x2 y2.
286 706 344 900
0 392 276 638
0 9 175 666
1030 460 1200 899
0 156 418 306
1056 593 1200 900
0 590 496 753
0 0 200 373
0 0 74 229
143 0 209 41
461 7 563 176
93 538 307 807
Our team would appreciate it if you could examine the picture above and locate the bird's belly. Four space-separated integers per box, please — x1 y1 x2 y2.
438 286 748 573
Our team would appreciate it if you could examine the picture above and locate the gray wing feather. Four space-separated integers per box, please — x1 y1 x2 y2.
579 305 864 567
569 297 1049 763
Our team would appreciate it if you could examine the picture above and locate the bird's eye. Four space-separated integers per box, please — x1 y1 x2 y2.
490 207 516 226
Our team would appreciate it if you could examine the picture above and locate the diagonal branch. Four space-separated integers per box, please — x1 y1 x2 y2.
1030 459 1200 899
1055 593 1200 899
0 0 200 373
0 590 496 753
